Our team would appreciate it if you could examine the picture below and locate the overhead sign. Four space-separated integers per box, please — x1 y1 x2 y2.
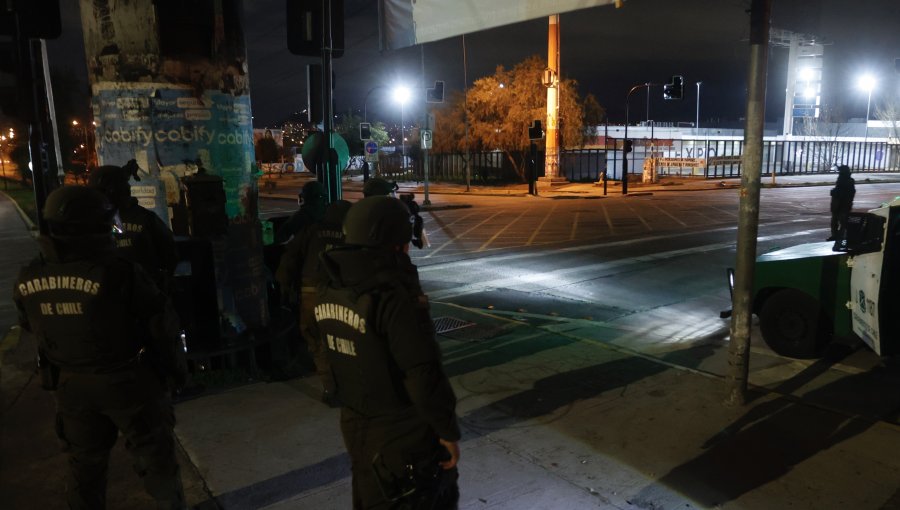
380 0 621 49
421 130 432 150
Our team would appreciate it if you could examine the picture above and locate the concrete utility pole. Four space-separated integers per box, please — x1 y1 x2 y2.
539 14 567 189
78 0 268 329
726 0 772 406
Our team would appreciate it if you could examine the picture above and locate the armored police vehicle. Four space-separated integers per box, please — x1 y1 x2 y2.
749 197 900 359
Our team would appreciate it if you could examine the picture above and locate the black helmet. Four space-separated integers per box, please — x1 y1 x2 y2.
362 177 398 197
343 196 413 247
300 180 327 203
44 186 116 238
88 165 132 206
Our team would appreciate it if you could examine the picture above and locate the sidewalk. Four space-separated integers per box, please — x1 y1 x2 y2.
3 182 900 509
258 171 900 203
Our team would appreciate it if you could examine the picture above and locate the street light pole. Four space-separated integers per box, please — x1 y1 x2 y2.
695 81 702 130
624 83 653 195
858 74 876 145
864 88 872 143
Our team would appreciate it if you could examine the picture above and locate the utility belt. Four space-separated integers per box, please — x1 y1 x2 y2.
40 354 142 390
372 446 458 510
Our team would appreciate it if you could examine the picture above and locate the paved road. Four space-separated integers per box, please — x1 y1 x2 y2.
263 182 900 372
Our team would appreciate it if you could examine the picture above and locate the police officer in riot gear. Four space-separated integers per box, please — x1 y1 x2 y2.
275 199 352 402
13 186 189 510
88 160 178 290
316 195 460 509
275 180 328 243
362 177 399 197
361 177 428 249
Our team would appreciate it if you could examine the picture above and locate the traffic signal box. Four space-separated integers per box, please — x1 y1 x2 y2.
359 122 371 140
663 75 684 100
286 0 344 58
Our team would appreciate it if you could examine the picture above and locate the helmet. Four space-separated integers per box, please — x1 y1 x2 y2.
43 186 116 238
343 196 413 247
88 165 131 206
362 177 398 197
300 180 327 203
323 199 352 227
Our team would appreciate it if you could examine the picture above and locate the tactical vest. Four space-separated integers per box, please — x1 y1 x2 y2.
16 257 145 372
300 224 344 287
116 205 162 274
314 280 411 416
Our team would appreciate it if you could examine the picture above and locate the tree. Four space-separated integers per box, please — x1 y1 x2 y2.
433 55 600 180
254 135 281 163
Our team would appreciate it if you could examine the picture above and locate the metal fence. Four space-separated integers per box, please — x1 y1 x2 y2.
374 139 899 183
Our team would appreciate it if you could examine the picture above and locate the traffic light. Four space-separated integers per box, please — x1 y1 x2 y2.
359 122 371 140
623 139 633 153
286 0 344 58
663 75 684 100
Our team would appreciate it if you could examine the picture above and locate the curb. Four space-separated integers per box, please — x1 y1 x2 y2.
0 190 37 232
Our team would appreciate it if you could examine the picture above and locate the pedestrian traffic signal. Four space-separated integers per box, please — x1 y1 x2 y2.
663 75 684 100
623 139 633 153
359 122 371 140
528 120 543 141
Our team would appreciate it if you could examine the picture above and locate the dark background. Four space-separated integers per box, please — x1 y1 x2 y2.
46 0 900 129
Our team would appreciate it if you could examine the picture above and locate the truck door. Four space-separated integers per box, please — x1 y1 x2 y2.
846 208 890 353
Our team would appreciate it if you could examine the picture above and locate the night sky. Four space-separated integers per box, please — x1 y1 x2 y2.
47 0 900 130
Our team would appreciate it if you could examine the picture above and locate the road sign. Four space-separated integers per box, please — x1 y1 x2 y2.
421 129 432 150
364 141 378 155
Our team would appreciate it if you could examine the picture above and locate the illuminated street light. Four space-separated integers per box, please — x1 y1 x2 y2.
799 67 814 81
393 85 411 168
857 74 876 141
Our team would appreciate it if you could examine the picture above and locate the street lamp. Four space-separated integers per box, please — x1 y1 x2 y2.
392 85 411 169
695 81 702 130
857 74 876 142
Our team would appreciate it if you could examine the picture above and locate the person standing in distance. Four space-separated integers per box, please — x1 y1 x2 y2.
88 160 177 291
315 196 460 509
13 186 189 509
828 165 856 241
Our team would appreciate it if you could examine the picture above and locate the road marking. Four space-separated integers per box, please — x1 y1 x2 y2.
478 207 532 252
652 203 688 227
425 210 506 258
417 218 815 272
626 203 652 231
426 228 825 300
526 203 558 246
569 212 581 241
601 202 615 234
424 210 479 237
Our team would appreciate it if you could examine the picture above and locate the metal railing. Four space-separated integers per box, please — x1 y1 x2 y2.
372 139 899 183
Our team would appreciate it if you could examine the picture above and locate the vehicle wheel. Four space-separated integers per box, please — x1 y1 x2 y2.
758 289 832 359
